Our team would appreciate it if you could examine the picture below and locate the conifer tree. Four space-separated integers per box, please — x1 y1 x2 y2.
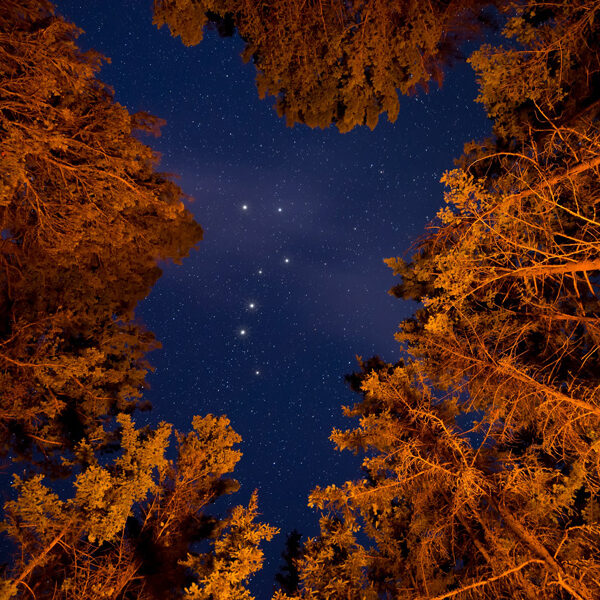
2 415 277 599
0 0 202 464
275 530 303 596
153 0 494 132
1 4 277 599
389 0 600 462
282 1 600 598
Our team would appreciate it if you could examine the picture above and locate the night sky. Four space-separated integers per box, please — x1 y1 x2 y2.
54 2 491 595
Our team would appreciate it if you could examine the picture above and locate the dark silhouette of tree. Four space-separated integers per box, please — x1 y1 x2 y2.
153 0 496 132
274 530 303 595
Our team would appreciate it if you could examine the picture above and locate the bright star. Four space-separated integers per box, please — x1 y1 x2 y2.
284 257 290 264
242 204 248 210
277 207 282 212
255 370 260 375
248 302 256 309
240 329 247 336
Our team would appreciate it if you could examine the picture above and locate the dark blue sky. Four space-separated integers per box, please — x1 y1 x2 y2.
54 2 491 595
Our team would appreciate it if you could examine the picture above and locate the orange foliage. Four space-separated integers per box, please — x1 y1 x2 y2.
153 0 493 132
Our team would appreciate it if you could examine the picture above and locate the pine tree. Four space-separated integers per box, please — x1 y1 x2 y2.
0 0 202 464
153 0 495 132
1 4 277 599
274 530 302 596
2 415 277 599
283 1 600 598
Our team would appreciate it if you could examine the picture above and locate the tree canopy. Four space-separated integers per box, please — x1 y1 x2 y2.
3 0 600 598
3 414 277 599
1 3 275 598
274 1 600 598
0 0 202 462
153 0 495 132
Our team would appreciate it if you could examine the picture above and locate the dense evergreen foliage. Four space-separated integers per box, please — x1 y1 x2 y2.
0 2 275 598
2 0 600 598
153 0 496 132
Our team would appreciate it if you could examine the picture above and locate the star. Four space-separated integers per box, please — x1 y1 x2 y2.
255 370 260 375
239 329 247 336
258 269 263 274
277 207 282 212
242 204 248 210
284 257 290 264
248 302 256 309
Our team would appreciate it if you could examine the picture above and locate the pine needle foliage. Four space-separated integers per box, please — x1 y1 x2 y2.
283 2 600 598
0 0 202 463
2 415 277 600
153 0 495 132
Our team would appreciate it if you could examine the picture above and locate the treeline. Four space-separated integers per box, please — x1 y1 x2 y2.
1 0 600 599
